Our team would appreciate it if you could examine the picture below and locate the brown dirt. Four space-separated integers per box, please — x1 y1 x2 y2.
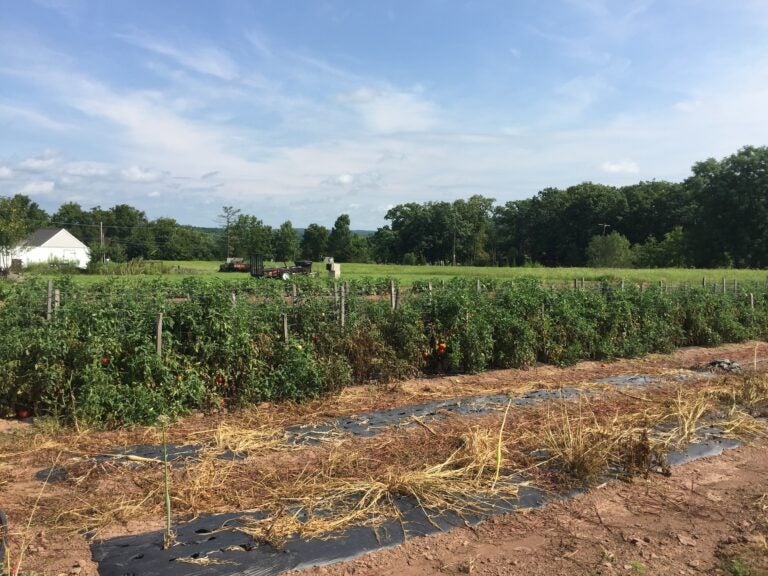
1 341 766 576
293 441 768 576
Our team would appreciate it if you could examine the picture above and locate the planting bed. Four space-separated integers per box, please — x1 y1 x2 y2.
1 341 767 576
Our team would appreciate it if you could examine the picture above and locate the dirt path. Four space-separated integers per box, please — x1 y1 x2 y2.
295 442 768 576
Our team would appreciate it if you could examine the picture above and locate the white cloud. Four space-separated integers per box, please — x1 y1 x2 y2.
600 159 639 174
18 150 61 172
0 166 12 179
18 180 55 195
339 87 439 133
64 162 111 177
673 99 703 113
121 165 163 182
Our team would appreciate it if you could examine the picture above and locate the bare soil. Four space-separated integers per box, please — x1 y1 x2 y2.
1 341 766 576
293 441 768 576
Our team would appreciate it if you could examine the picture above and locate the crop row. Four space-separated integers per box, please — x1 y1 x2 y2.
0 276 765 425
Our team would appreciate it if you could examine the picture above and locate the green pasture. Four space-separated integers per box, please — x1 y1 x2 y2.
18 260 768 287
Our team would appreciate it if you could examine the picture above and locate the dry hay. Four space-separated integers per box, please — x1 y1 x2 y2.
10 367 768 548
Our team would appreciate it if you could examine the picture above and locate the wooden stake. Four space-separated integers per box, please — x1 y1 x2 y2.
390 280 396 310
156 312 163 356
282 313 289 342
53 289 60 315
46 279 52 322
340 284 346 328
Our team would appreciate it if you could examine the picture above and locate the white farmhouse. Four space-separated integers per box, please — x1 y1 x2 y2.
14 228 91 269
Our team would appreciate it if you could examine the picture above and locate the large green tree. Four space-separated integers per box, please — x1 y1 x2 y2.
300 223 329 260
686 146 768 267
231 214 272 258
328 214 353 262
273 220 300 262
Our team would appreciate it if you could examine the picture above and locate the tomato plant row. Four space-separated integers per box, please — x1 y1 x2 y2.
0 276 765 426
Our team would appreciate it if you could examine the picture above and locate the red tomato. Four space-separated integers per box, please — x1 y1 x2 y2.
215 375 225 384
17 410 30 419
100 356 110 366
422 351 430 360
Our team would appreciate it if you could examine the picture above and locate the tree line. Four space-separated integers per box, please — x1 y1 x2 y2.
1 145 767 269
373 146 768 268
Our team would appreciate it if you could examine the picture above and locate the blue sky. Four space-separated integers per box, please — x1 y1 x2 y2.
1 0 767 229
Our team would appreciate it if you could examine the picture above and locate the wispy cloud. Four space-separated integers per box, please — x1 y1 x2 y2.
116 32 239 80
0 102 75 131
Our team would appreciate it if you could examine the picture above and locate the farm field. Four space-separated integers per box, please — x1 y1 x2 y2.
1 274 767 575
1 341 767 575
22 261 768 288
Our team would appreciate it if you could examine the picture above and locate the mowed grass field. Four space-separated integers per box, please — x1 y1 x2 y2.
25 260 768 287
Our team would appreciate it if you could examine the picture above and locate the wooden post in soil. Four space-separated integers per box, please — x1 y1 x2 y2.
573 278 577 290
395 285 400 310
428 281 433 304
476 279 481 293
620 278 625 290
390 280 396 310
156 313 163 356
702 276 706 288
46 279 53 322
282 313 289 342
734 279 738 295
750 293 755 310
53 289 60 316
722 277 726 294
292 283 298 304
340 283 346 328
231 292 236 306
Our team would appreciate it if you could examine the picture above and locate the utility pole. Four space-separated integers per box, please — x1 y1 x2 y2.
100 221 105 263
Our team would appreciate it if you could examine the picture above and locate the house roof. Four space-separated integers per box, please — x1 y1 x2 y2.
22 228 88 248
24 228 62 247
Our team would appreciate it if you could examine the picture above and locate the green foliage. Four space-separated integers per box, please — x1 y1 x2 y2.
273 221 300 261
300 223 329 260
586 232 634 268
0 275 765 426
